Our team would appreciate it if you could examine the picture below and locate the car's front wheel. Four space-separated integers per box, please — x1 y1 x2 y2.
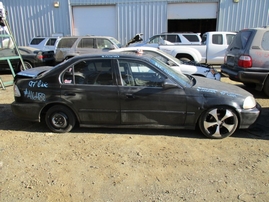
199 107 238 139
45 105 76 133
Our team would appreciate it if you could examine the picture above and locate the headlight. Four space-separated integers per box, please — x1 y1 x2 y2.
243 96 256 109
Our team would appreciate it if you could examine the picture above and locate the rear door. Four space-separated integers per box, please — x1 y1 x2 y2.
60 58 121 125
117 58 187 126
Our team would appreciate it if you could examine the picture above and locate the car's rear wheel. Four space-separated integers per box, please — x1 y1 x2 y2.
45 105 76 133
199 107 238 139
20 61 33 71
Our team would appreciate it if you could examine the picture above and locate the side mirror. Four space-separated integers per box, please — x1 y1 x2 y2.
163 79 179 89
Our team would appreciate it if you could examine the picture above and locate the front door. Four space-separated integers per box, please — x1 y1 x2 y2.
117 59 187 126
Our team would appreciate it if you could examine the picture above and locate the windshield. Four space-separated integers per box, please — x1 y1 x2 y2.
110 37 122 48
149 57 192 87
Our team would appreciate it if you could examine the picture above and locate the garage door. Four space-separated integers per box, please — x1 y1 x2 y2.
72 6 117 38
167 3 217 19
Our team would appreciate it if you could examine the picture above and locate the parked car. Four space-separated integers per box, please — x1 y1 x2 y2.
11 53 260 139
221 26 269 96
131 32 202 47
54 35 122 63
111 47 221 80
28 36 62 52
0 46 55 72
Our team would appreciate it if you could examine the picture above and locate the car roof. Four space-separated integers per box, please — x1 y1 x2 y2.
111 46 159 52
70 52 155 61
60 35 116 39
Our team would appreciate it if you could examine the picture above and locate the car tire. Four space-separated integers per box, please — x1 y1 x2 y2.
45 105 76 133
199 107 238 139
20 61 33 71
179 57 191 62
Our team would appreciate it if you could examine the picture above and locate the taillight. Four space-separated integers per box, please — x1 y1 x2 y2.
238 55 252 68
37 55 42 59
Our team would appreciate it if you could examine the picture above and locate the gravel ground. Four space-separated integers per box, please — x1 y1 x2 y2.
0 74 268 202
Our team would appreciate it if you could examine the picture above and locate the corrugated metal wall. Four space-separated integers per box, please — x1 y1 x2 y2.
117 2 167 45
218 0 269 32
0 0 268 46
1 0 71 46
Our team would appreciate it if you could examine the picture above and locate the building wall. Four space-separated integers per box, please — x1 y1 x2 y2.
0 0 268 46
1 0 71 46
218 0 269 32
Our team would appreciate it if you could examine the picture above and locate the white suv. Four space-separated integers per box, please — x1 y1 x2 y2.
130 32 202 47
28 36 61 52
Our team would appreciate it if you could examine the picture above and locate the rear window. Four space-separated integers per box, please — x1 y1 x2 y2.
57 38 77 48
30 38 45 45
183 35 200 42
229 31 251 49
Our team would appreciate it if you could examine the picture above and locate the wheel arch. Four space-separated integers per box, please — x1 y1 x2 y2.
195 104 241 129
40 102 79 124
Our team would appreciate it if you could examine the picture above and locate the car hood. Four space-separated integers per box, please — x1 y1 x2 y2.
192 76 252 98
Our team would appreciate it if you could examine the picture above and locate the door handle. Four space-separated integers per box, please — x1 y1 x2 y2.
126 93 135 99
64 93 76 96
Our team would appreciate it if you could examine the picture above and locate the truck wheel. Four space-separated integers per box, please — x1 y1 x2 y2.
179 57 191 62
263 78 269 97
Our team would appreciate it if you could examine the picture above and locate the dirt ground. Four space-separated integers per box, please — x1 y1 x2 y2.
0 74 268 202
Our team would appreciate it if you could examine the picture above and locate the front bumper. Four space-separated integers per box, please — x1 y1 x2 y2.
238 103 261 129
11 102 43 122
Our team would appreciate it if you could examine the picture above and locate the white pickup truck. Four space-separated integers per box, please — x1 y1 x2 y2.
157 31 236 65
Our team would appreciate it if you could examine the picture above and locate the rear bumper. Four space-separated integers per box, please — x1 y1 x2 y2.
11 102 42 122
221 65 268 85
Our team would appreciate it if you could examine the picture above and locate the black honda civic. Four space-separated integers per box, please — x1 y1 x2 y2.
11 53 260 139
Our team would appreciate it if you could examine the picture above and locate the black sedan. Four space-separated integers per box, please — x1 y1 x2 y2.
0 46 55 72
11 53 260 139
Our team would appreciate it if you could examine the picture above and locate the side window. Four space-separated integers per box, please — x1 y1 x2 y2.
118 59 166 87
46 38 57 46
166 35 181 43
183 35 200 42
78 38 94 48
57 38 77 48
261 31 269 51
62 59 114 85
212 34 223 45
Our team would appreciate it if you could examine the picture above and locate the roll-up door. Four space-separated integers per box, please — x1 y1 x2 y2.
72 6 117 38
